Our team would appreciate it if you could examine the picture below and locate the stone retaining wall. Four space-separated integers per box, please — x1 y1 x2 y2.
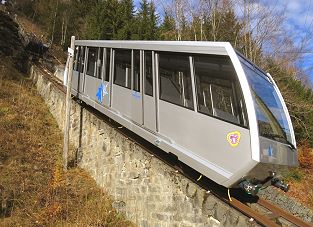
31 66 258 227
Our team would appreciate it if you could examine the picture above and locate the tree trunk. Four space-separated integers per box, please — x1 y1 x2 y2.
50 0 59 45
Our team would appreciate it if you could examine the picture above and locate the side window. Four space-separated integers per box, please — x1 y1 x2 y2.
114 49 131 88
145 51 153 96
96 48 103 79
104 48 111 82
86 47 98 77
194 55 240 124
73 46 79 70
133 50 140 92
159 52 194 110
211 84 234 115
78 46 85 73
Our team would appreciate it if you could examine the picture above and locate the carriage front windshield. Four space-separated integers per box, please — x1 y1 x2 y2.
239 58 292 145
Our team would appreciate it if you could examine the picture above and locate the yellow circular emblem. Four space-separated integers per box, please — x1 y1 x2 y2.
227 131 241 147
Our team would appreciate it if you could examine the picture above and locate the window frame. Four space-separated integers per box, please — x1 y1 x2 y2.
103 48 111 82
73 46 79 71
113 48 132 89
132 49 141 92
96 47 103 79
192 54 248 128
157 51 195 111
76 46 85 74
86 46 98 77
144 50 154 96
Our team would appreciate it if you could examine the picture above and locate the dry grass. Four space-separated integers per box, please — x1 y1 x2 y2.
17 14 67 64
285 144 313 209
17 15 47 42
0 61 134 226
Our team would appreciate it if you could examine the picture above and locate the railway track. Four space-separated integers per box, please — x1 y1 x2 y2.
35 64 313 227
223 195 312 227
105 123 313 227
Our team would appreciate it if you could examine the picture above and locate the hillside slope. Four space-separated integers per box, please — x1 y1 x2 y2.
0 10 133 227
2 3 313 215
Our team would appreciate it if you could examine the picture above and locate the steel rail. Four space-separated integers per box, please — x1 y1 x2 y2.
229 198 281 227
36 64 313 227
257 198 312 227
102 118 313 227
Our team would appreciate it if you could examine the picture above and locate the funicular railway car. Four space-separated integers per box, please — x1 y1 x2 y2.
71 40 297 195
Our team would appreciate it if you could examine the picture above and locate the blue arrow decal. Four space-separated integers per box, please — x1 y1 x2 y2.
132 91 141 100
96 83 103 103
268 145 273 157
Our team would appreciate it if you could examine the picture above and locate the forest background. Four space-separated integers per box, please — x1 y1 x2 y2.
13 0 313 147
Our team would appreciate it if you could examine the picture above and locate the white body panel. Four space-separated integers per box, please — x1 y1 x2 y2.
70 40 297 188
72 71 84 94
143 95 156 131
225 45 260 162
159 100 252 176
112 84 142 124
84 75 101 102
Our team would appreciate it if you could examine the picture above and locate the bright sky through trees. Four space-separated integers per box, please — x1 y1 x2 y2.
134 0 313 82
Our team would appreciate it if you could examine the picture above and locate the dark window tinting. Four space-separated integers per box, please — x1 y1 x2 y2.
73 46 79 70
133 50 140 92
194 55 241 125
145 51 153 96
86 47 98 76
104 48 111 82
159 52 194 110
77 46 85 73
241 59 290 142
114 49 131 88
96 48 103 79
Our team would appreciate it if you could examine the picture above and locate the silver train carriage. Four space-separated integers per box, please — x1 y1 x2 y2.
69 40 298 195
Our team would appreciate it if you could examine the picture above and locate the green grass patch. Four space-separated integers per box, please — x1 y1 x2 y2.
285 168 304 182
0 107 9 116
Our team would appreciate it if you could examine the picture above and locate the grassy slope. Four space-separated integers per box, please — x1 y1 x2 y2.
0 61 134 226
0 9 133 226
285 145 313 208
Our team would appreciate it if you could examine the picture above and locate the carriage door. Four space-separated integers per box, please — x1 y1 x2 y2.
101 48 111 107
130 50 143 124
83 47 104 106
72 46 85 94
112 49 143 125
143 51 156 132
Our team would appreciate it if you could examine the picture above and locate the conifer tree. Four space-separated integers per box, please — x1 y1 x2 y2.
136 0 159 40
160 11 176 40
85 2 107 39
137 0 149 40
115 0 135 40
147 1 159 40
85 0 120 40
